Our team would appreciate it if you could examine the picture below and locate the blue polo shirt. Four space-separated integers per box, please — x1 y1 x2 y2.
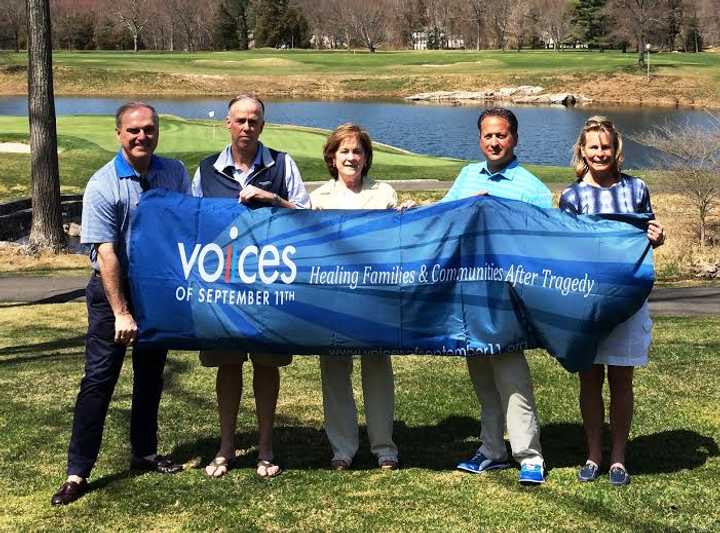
441 157 552 208
81 150 191 273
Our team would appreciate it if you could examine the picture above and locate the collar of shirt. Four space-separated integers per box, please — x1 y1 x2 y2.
214 142 274 181
113 150 162 179
478 156 520 181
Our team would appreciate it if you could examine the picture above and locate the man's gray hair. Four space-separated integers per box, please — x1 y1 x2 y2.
115 102 159 129
227 93 265 115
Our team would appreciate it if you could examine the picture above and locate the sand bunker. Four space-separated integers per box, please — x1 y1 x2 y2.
418 60 503 68
0 142 31 153
239 58 300 67
193 58 300 68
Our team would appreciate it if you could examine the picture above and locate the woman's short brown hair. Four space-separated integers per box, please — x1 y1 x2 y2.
571 115 624 178
323 123 373 180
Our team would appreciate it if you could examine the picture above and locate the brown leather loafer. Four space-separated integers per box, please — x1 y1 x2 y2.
130 454 183 474
330 459 351 471
379 459 400 471
51 479 88 506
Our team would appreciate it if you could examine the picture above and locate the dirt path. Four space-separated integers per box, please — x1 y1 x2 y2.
0 276 716 316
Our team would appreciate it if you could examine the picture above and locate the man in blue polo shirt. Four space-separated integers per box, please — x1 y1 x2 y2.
51 102 191 506
443 108 550 485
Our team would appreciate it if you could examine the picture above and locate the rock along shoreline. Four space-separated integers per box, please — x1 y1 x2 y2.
405 86 590 107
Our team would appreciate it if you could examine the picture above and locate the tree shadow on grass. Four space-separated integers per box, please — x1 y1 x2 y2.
535 422 718 474
0 336 86 364
629 429 719 474
77 416 720 496
172 419 719 474
170 415 486 472
0 289 86 307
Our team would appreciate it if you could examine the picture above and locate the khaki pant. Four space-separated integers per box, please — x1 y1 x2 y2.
320 354 398 465
467 350 543 465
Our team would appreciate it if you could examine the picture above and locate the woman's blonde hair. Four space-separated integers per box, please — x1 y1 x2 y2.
571 116 624 178
323 123 373 180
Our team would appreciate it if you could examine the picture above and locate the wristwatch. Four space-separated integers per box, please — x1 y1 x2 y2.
272 193 280 206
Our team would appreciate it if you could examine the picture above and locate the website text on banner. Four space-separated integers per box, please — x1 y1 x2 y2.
129 190 654 372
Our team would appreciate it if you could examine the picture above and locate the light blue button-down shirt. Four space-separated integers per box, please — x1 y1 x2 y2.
441 157 552 208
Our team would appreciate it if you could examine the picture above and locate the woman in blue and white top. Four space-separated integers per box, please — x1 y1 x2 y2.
559 116 665 486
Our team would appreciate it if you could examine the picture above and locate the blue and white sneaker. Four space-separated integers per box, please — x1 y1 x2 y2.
457 452 511 474
578 461 600 482
519 462 545 485
609 465 631 486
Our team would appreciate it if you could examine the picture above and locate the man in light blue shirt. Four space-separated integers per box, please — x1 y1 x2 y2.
52 102 190 506
442 116 551 209
443 108 549 485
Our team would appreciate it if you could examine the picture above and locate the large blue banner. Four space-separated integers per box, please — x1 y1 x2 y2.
129 189 654 372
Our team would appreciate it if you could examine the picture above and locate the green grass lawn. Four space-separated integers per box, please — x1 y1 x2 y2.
0 114 575 202
2 49 718 103
3 49 720 80
0 303 717 530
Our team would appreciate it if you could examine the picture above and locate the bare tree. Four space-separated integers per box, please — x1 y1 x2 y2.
298 0 335 47
697 0 720 48
506 1 531 50
144 0 180 50
26 0 65 251
52 0 97 50
538 0 573 50
1 0 27 52
487 1 514 49
636 116 720 246
346 0 387 52
424 0 452 48
114 0 150 51
607 0 662 64
466 0 487 50
384 0 425 48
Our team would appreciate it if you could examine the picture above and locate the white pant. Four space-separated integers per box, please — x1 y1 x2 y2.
467 351 543 465
320 354 398 464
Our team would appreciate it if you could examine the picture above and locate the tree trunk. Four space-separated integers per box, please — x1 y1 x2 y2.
26 0 65 252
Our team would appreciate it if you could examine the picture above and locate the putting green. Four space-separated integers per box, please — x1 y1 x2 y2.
0 114 461 170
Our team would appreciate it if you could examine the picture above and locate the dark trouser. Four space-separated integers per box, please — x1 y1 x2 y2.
66 274 168 478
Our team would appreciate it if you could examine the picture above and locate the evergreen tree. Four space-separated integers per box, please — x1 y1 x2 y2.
253 0 309 48
280 4 309 48
569 0 611 49
683 14 703 52
214 1 239 49
253 0 287 48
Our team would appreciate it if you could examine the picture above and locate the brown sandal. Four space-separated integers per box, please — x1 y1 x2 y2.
379 459 399 470
256 459 282 478
331 458 351 471
204 456 230 478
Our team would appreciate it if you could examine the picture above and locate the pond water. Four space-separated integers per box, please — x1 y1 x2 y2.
1 96 714 168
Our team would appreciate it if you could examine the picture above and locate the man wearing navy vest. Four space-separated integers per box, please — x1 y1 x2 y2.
192 94 310 478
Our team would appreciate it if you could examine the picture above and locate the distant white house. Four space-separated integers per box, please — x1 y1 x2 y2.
412 30 465 50
310 33 347 49
540 31 588 49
